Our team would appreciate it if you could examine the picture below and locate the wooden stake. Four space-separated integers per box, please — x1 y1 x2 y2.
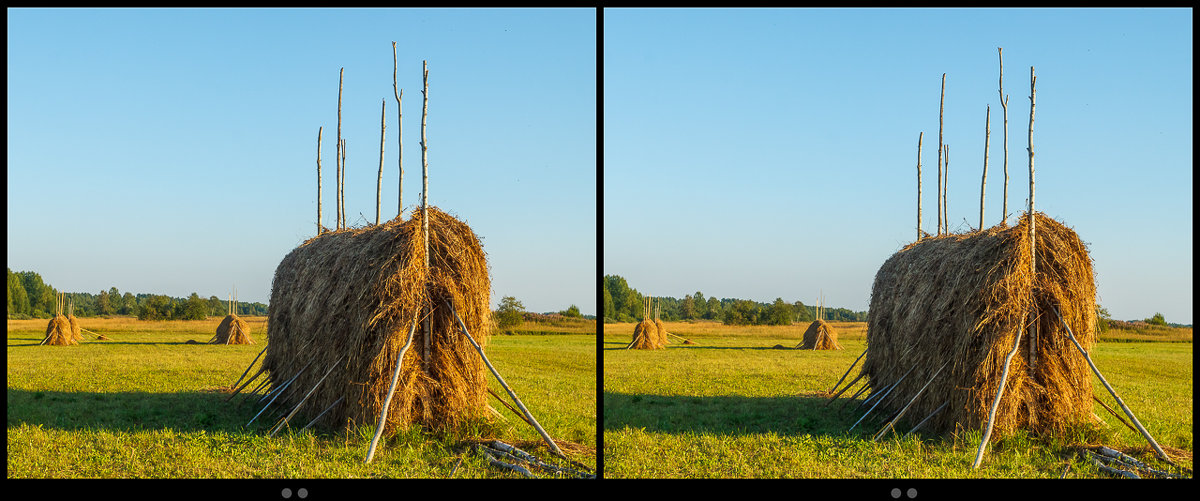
874 360 948 441
841 380 872 411
317 126 323 234
825 370 866 407
917 131 923 241
421 60 431 373
937 73 945 235
980 105 990 230
905 401 947 437
340 139 347 228
1028 66 1038 371
337 68 344 230
998 48 1009 225
447 300 566 460
828 347 868 394
392 42 403 218
365 314 419 463
273 356 344 438
943 144 950 232
973 324 1024 468
300 396 344 432
377 98 386 225
1052 306 1171 464
850 365 916 432
229 345 269 395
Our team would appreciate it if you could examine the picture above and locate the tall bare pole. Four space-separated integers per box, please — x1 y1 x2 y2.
317 126 323 235
998 48 1010 225
392 42 404 218
421 60 431 373
917 132 923 241
340 139 347 229
943 144 950 232
377 98 386 225
1027 66 1038 370
980 106 990 230
937 73 945 235
337 68 344 230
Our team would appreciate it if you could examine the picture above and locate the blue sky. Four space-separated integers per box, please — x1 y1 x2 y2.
8 8 596 315
604 8 1192 323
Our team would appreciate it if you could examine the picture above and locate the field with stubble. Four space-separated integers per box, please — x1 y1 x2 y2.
7 316 595 478
602 320 1191 479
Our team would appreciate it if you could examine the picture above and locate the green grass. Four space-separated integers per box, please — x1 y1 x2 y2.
603 320 1192 478
7 317 595 478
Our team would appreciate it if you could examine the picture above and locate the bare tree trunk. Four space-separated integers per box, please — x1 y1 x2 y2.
1027 66 1037 370
938 73 945 235
317 126 323 235
998 48 1010 226
337 68 344 230
917 131 923 241
980 106 990 230
392 42 403 219
377 98 386 225
421 60 431 373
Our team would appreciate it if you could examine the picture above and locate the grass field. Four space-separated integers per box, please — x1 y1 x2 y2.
602 320 1192 479
7 316 596 478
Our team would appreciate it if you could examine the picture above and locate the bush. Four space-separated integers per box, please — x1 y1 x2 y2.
495 296 525 329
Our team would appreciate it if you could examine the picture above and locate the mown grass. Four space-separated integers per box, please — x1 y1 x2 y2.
603 320 1192 479
7 317 595 478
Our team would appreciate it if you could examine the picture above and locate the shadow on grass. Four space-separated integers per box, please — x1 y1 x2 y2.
602 341 804 351
602 391 894 438
7 388 281 434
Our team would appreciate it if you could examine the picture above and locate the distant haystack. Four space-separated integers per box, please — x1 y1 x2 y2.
212 315 253 345
41 294 77 346
799 319 842 350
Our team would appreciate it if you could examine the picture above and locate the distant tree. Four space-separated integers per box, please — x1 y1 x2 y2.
678 294 696 320
561 304 582 318
723 300 757 325
705 297 721 320
120 292 137 316
495 296 525 329
767 297 792 326
1146 312 1167 326
107 287 122 314
19 271 55 317
1096 305 1112 334
602 287 616 322
8 269 30 317
97 290 114 316
139 295 173 321
792 300 813 323
181 293 208 320
693 291 706 318
209 296 223 316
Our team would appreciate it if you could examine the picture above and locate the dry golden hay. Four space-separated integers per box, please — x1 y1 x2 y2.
654 319 669 347
630 319 659 350
862 212 1096 438
68 314 83 342
798 319 843 350
262 206 491 434
211 314 253 345
43 315 77 346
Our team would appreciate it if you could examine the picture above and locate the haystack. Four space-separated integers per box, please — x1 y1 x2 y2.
654 318 669 347
42 315 76 346
630 318 659 350
861 213 1095 438
262 206 491 433
211 314 253 345
68 314 83 342
799 319 842 350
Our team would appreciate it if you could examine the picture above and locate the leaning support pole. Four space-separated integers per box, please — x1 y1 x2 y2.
825 370 867 407
850 365 916 432
272 355 345 438
829 347 869 394
874 360 949 441
447 300 566 460
973 324 1024 469
365 314 420 463
1052 306 1171 464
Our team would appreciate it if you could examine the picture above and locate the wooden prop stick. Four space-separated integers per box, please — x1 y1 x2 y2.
226 365 267 402
243 376 272 402
998 48 1010 224
231 345 270 392
317 126 323 234
973 323 1024 469
850 365 916 432
980 105 990 230
905 401 948 437
938 73 945 235
874 360 949 441
420 60 431 373
825 370 867 407
829 348 869 394
365 314 420 463
917 131 923 240
376 98 386 225
447 300 566 460
1027 66 1038 370
855 380 891 412
392 42 403 217
1092 395 1138 436
489 387 534 427
840 380 872 411
256 360 313 406
1052 306 1171 464
337 68 344 230
273 355 345 438
300 396 344 433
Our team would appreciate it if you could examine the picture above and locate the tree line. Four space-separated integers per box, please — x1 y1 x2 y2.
602 274 868 325
7 268 268 320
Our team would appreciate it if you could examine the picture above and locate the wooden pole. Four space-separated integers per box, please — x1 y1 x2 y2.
1028 66 1037 370
1051 306 1171 464
828 347 869 394
980 105 990 230
421 60 431 373
825 371 867 407
944 144 950 232
849 365 915 432
377 98 386 225
874 360 949 441
340 139 347 228
998 48 1010 225
392 42 403 218
937 73 945 235
365 315 419 463
973 323 1024 468
337 68 344 230
917 131 923 241
317 126 323 234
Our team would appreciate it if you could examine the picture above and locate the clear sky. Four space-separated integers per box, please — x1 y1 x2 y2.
604 8 1192 324
8 8 596 315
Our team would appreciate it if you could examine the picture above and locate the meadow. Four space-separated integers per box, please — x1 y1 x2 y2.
602 320 1192 479
7 316 596 478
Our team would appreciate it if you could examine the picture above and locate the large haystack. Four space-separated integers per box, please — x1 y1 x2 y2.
862 213 1096 438
263 206 491 433
211 314 253 345
68 314 83 342
630 319 659 350
654 319 669 347
799 319 842 350
43 315 76 346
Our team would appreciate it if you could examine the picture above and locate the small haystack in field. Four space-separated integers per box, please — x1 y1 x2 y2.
260 206 492 433
861 213 1096 438
799 319 843 350
211 291 253 345
629 296 662 350
41 293 77 346
654 319 669 347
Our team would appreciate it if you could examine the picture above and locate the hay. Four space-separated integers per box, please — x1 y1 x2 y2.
630 319 659 350
68 314 83 342
211 314 253 345
43 315 76 346
862 212 1096 438
262 206 491 433
654 319 669 347
799 319 843 350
